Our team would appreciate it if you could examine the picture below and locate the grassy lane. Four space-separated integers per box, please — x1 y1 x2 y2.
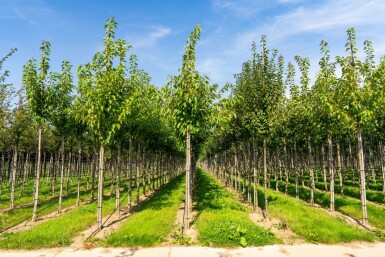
0 187 93 232
0 181 154 249
275 177 385 205
0 195 116 249
0 177 91 210
268 180 385 230
195 169 280 247
106 174 185 247
254 186 377 243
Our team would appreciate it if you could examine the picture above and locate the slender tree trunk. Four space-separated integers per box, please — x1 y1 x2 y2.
127 136 132 209
294 139 299 200
321 144 328 191
97 143 105 229
253 141 258 211
349 144 355 186
337 142 343 195
307 135 314 205
91 150 96 201
10 144 18 209
76 141 82 206
32 124 42 222
263 138 268 218
328 133 335 212
380 142 385 193
357 125 368 226
136 143 140 205
58 136 65 214
283 138 288 195
183 127 191 232
116 143 121 215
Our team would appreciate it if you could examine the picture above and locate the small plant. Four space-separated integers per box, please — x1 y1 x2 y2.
373 229 385 240
228 225 248 247
84 237 104 249
276 218 289 230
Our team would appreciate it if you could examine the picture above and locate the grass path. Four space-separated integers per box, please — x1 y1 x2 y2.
255 185 377 243
195 169 280 247
105 174 185 247
0 178 157 249
269 180 385 230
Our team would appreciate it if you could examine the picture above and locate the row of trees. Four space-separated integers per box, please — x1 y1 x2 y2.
0 18 187 228
202 28 385 227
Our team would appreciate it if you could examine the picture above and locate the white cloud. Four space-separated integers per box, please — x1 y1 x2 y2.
132 27 172 49
204 0 385 87
212 0 273 17
0 1 55 24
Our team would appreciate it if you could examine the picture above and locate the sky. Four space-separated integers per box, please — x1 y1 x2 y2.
1 0 385 93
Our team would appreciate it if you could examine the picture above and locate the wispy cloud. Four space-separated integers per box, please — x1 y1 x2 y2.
212 0 303 17
131 27 172 49
204 0 385 86
0 0 55 25
212 0 273 17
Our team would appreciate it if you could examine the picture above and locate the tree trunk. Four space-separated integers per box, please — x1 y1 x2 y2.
136 143 140 205
294 139 299 200
307 135 314 205
127 136 132 209
380 142 385 193
321 144 328 191
76 141 82 206
328 133 335 212
10 144 18 209
263 138 268 218
32 124 42 222
58 136 65 214
91 150 96 201
283 138 288 195
116 143 121 215
337 142 343 195
97 143 105 229
252 141 258 211
183 127 191 232
357 125 368 226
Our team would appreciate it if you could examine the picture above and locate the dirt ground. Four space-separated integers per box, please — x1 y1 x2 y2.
1 243 385 257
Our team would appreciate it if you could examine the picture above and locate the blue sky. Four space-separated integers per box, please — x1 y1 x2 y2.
1 0 385 93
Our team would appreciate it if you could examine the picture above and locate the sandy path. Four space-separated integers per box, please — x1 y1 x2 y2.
1 243 385 257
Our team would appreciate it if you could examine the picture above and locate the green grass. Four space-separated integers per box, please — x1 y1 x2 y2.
106 174 185 247
255 186 377 243
0 178 156 249
195 169 280 247
268 180 385 230
0 195 117 249
0 186 93 232
0 176 94 210
279 176 385 205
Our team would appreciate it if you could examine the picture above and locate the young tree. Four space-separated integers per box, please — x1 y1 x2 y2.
336 28 375 226
23 41 53 221
0 48 17 205
78 17 131 229
49 60 74 214
165 25 220 231
313 40 339 212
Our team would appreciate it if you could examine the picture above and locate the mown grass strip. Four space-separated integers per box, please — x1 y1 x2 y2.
196 169 280 247
0 177 90 210
268 180 385 231
277 177 385 205
105 174 185 247
255 185 376 244
0 195 116 249
0 186 93 232
0 181 150 249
